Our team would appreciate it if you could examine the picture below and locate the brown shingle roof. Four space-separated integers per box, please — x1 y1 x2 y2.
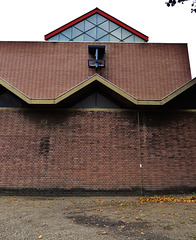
0 41 192 103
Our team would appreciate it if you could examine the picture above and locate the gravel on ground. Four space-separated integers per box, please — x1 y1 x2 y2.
0 195 195 240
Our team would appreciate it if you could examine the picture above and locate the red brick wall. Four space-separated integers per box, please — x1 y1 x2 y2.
139 111 196 191
0 109 195 192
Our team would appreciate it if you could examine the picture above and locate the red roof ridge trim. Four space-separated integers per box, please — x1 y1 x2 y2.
44 8 149 41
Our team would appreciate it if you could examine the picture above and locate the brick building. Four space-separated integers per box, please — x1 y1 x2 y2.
0 8 195 194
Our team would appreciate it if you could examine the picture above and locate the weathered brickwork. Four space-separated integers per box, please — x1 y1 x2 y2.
139 111 196 191
0 109 195 192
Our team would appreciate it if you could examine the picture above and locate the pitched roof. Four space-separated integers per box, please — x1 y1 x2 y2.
0 41 192 105
44 8 149 42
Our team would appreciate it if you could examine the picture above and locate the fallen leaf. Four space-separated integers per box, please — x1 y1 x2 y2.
136 195 196 204
97 231 107 235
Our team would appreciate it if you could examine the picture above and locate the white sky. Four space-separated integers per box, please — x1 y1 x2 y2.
0 0 195 78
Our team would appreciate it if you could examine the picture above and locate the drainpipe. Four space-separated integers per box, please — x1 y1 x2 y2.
95 48 98 69
137 111 143 196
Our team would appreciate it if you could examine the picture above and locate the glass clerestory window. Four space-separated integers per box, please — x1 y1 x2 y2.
47 13 145 43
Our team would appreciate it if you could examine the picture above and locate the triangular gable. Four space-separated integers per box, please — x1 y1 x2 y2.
0 74 196 106
67 91 124 109
44 8 149 42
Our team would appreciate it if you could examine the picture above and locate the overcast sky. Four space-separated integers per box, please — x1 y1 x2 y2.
0 0 195 77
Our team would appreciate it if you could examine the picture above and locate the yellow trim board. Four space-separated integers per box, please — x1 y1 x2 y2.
0 74 195 105
161 77 196 104
1 107 196 113
0 78 31 103
55 74 139 104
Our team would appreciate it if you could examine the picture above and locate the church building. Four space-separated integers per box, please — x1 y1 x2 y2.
0 8 195 194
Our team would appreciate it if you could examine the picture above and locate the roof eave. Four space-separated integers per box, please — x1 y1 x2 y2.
1 75 195 106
